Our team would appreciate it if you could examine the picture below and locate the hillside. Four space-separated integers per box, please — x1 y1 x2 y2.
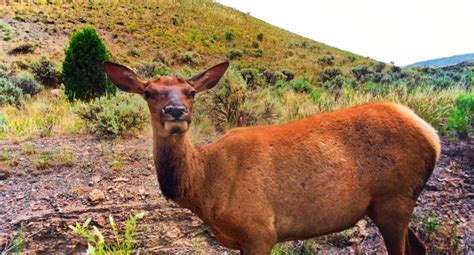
407 53 474 68
0 0 375 81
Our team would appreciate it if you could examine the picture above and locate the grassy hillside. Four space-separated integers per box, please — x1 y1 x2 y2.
407 53 474 68
1 0 374 81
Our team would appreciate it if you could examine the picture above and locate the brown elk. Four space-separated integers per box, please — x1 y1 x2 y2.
103 61 440 255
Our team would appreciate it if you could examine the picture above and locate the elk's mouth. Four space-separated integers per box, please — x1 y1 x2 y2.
163 120 189 134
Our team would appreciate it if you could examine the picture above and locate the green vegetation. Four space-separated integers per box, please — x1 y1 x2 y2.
411 212 461 253
0 77 23 106
8 42 36 55
447 93 473 136
74 93 149 137
13 71 43 97
62 27 115 101
69 212 145 254
0 92 82 139
30 57 62 87
11 223 25 253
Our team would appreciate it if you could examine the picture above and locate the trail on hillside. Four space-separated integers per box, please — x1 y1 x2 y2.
0 135 472 253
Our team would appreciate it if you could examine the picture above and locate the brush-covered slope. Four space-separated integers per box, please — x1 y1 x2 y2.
407 53 474 68
1 0 375 80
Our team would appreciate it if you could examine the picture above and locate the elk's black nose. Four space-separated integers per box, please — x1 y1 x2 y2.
163 105 187 119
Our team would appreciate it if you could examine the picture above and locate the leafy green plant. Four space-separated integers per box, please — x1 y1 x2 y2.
13 71 43 96
74 93 149 137
69 212 145 254
62 27 116 101
447 93 473 135
12 223 25 253
415 213 461 253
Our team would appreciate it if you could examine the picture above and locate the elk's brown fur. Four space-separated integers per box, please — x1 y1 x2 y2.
103 61 439 255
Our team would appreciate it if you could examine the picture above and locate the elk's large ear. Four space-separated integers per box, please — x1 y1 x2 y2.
102 61 147 94
188 61 229 92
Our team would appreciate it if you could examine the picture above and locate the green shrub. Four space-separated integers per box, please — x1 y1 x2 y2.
318 68 342 83
13 72 43 96
195 68 278 131
225 31 234 41
178 51 201 66
135 61 170 78
8 43 36 55
256 32 264 41
448 93 473 135
262 70 285 85
239 68 264 89
254 49 263 57
374 61 386 72
30 57 62 87
75 93 148 137
227 48 243 60
317 55 335 66
62 27 116 101
289 78 313 93
128 47 141 57
352 65 374 82
0 77 23 106
323 75 346 93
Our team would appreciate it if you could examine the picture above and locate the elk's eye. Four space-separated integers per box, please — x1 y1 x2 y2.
143 91 152 100
189 90 196 99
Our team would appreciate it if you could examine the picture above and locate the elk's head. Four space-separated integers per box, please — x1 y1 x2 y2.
103 61 229 137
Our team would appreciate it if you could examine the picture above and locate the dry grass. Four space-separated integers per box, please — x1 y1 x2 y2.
0 91 83 140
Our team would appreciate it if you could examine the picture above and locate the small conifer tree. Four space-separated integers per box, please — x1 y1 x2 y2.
62 27 116 101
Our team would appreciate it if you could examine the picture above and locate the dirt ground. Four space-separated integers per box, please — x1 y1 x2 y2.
0 134 472 254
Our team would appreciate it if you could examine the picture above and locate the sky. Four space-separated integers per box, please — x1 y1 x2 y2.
216 0 474 66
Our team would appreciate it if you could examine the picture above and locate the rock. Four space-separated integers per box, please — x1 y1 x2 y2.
91 175 101 183
50 89 62 96
0 233 9 249
88 189 105 202
113 177 129 183
0 171 8 180
29 177 39 184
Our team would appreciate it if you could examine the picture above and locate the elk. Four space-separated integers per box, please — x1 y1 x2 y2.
103 61 440 255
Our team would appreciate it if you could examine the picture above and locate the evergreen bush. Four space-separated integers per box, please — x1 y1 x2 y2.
62 27 115 101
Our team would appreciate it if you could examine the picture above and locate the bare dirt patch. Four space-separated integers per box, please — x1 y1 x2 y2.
0 135 472 253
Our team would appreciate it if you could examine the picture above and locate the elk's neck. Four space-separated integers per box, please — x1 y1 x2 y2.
153 133 205 210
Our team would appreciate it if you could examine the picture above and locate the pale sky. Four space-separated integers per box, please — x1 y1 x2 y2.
216 0 474 66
